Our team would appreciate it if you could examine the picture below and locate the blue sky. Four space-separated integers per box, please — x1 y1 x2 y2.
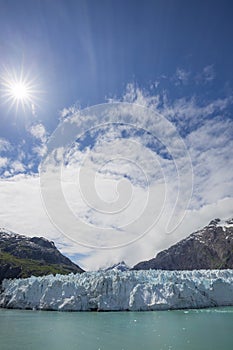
0 0 232 125
0 0 233 269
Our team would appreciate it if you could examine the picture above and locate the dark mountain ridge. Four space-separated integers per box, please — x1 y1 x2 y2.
0 228 84 283
133 218 233 270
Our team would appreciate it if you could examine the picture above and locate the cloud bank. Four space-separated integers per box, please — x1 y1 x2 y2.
0 76 233 270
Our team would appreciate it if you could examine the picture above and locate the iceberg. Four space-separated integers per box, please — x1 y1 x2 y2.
0 270 233 311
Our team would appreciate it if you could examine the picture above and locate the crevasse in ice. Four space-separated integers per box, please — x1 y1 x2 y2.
0 269 233 311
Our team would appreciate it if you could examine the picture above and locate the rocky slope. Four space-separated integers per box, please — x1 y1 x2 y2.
0 228 84 283
133 218 233 270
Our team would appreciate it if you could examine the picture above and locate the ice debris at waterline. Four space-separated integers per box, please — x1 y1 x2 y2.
1 270 233 311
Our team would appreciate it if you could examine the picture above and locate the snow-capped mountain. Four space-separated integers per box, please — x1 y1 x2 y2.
133 218 233 270
0 228 84 283
104 261 130 272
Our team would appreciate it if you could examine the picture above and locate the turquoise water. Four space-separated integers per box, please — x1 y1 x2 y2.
0 308 233 350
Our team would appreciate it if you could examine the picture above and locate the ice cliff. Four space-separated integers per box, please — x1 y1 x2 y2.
1 269 233 311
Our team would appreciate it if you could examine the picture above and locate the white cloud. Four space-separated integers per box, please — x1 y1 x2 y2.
203 65 215 81
0 174 61 240
10 160 25 173
29 123 47 143
28 123 48 160
0 157 8 168
38 89 232 269
59 103 81 121
0 84 232 271
186 118 233 208
173 68 190 85
122 83 160 109
0 138 11 152
76 197 233 270
196 65 215 83
161 95 231 124
32 144 47 157
1 171 231 272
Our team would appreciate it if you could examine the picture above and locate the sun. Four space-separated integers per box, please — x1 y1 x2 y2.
1 67 39 113
10 82 29 101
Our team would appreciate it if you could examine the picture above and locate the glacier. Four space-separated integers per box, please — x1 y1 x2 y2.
0 270 233 311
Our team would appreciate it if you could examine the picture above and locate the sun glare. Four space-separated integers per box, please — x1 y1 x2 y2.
10 82 29 101
1 68 39 113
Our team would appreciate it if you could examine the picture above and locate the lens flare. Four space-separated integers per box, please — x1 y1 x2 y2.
10 82 29 100
1 67 39 113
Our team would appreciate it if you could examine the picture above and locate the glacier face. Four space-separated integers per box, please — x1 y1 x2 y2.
0 270 233 311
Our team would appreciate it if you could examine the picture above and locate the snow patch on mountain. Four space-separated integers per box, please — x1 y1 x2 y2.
103 261 130 272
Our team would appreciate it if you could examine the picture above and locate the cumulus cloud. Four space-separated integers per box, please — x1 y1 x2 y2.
0 157 8 168
32 144 47 157
28 122 48 160
79 196 233 270
0 81 232 270
0 174 61 239
29 123 47 143
1 171 230 271
10 160 25 173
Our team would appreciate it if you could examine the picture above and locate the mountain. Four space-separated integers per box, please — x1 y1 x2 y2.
0 228 84 283
133 218 233 271
104 261 130 272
